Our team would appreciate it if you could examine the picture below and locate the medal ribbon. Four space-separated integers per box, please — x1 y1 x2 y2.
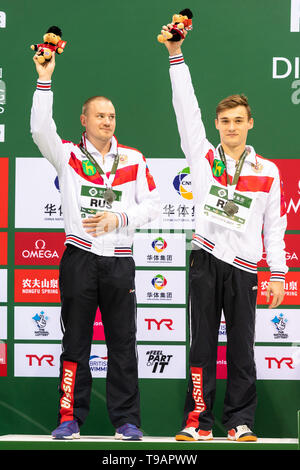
218 146 248 201
79 143 120 190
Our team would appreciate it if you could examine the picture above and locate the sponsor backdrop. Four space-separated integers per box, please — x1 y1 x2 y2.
0 0 299 439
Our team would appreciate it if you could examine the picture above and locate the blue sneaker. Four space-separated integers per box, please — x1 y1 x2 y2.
115 423 143 441
51 420 80 440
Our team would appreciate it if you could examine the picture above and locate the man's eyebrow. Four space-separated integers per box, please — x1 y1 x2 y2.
219 116 245 120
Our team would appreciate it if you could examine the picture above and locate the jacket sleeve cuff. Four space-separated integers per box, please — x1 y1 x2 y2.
169 54 185 66
270 271 286 282
116 212 129 228
36 80 52 91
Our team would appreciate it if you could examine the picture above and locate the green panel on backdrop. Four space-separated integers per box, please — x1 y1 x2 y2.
1 0 300 158
0 0 299 439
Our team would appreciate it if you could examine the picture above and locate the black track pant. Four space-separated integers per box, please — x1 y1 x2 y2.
57 244 140 428
182 249 258 431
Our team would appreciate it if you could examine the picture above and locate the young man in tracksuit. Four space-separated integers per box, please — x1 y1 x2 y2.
31 52 160 440
159 25 287 441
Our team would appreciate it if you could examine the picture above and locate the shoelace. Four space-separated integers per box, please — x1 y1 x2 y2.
238 425 250 432
120 424 136 430
58 420 77 429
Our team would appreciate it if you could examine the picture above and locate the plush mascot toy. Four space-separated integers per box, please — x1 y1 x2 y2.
31 26 67 63
157 8 193 43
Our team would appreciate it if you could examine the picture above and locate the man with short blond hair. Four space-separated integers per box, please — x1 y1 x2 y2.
160 25 287 442
81 95 112 116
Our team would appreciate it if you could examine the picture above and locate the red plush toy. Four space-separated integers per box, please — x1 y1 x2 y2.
31 26 67 64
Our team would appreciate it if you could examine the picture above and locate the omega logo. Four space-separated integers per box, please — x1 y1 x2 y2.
22 239 59 259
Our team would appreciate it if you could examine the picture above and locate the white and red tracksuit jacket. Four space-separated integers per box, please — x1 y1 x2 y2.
30 80 160 257
169 54 288 281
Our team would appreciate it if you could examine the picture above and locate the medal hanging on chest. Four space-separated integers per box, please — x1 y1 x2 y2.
103 187 117 204
224 200 239 217
79 144 120 203
218 146 248 217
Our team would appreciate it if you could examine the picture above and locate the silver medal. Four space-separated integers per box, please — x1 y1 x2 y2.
224 200 239 217
103 188 116 204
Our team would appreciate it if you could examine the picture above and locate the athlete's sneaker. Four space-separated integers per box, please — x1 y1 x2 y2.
175 427 213 441
115 423 143 441
227 425 257 442
51 420 80 440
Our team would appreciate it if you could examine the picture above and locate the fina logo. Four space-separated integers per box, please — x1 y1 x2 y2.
152 237 167 253
151 274 167 290
173 167 193 200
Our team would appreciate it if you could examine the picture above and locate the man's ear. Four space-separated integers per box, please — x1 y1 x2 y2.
80 114 86 127
248 118 254 130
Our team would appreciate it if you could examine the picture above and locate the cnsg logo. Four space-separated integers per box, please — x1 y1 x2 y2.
151 237 167 253
173 167 193 200
151 274 167 290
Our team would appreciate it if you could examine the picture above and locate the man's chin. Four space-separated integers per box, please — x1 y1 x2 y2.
98 132 114 140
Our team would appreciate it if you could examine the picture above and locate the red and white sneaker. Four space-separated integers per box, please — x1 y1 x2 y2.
175 427 213 441
227 425 257 442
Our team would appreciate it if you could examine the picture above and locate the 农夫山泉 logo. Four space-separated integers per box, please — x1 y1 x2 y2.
173 167 193 200
152 237 167 253
151 274 167 290
14 269 60 303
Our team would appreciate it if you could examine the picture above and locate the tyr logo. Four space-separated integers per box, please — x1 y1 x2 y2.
145 318 174 330
265 357 294 369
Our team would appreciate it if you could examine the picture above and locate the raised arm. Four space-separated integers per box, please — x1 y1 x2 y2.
160 25 214 165
30 51 65 172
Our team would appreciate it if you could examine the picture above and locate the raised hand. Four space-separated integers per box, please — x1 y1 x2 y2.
158 24 187 56
33 49 56 81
